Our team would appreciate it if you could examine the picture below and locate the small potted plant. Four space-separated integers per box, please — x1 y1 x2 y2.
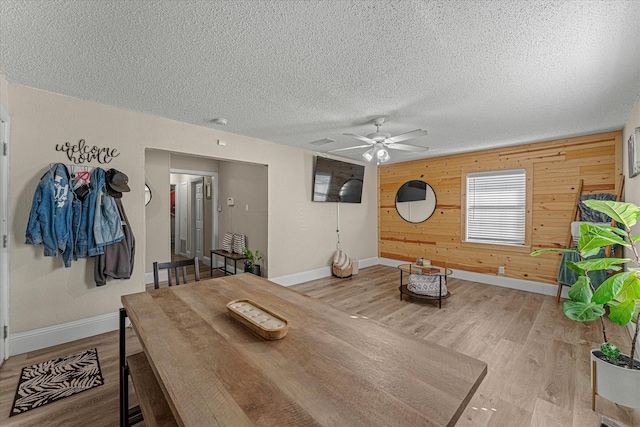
531 200 640 410
242 248 264 276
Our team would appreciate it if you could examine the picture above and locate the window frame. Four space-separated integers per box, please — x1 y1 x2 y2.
461 166 532 251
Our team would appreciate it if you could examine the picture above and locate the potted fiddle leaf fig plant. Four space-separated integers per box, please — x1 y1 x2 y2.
242 248 264 277
531 199 640 410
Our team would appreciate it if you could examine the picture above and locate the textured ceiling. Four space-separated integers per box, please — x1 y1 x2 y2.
2 1 640 164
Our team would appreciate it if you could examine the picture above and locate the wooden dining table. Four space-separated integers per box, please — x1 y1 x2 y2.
120 273 487 426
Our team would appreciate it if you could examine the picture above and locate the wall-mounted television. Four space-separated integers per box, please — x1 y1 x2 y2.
313 157 365 203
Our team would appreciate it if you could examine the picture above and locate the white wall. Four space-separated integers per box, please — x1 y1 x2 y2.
2 78 378 338
144 149 171 272
218 161 268 275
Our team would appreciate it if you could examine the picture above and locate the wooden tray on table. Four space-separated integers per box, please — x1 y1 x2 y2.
226 299 289 340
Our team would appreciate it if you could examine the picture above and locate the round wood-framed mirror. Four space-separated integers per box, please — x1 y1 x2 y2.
395 180 436 223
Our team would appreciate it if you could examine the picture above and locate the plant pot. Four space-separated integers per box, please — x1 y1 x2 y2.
591 349 640 410
244 264 251 273
250 265 261 276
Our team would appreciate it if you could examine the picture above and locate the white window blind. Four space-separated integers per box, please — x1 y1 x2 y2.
466 169 526 246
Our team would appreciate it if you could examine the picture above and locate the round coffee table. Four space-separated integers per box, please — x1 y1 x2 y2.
397 264 452 308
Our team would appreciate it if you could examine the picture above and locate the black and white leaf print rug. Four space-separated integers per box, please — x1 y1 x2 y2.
10 348 104 416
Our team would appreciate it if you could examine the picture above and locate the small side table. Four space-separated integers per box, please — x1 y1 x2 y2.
398 264 452 308
211 249 248 276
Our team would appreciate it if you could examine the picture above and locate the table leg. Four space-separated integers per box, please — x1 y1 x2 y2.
399 270 403 301
119 308 143 427
119 308 127 427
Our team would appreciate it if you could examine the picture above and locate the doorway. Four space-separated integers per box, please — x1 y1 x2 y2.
0 106 10 364
191 179 204 260
170 171 218 266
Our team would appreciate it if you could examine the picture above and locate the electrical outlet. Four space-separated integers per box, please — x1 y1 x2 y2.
498 266 505 274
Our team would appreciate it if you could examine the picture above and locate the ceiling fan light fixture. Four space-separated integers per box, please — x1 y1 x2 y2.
362 148 375 162
377 148 390 162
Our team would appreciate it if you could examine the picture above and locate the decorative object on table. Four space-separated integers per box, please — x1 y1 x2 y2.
628 127 640 178
398 264 451 308
531 200 640 410
10 348 103 416
395 180 437 223
233 233 246 254
226 299 289 340
408 272 447 297
242 247 263 276
221 232 234 252
332 249 352 278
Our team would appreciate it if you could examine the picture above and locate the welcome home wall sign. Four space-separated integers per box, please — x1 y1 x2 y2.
55 139 120 164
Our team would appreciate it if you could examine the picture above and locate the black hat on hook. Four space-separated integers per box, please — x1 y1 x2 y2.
106 169 130 198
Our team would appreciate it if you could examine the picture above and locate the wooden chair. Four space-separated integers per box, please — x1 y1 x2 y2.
153 257 200 289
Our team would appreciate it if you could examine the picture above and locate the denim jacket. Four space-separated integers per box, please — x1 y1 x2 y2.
72 188 92 260
25 163 75 267
87 168 124 257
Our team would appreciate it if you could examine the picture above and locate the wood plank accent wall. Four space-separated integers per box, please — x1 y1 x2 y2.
378 131 622 286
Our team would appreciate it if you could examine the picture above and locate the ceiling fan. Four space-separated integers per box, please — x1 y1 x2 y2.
330 117 429 163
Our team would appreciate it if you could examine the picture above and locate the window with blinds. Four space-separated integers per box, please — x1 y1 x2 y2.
466 169 526 246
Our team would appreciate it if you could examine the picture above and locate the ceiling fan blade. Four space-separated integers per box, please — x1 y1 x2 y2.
386 143 429 153
386 129 428 144
329 144 371 153
344 133 376 144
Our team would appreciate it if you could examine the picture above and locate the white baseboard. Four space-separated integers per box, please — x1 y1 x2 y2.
270 257 380 287
379 257 557 296
449 269 558 296
270 266 332 287
8 312 119 357
11 257 557 357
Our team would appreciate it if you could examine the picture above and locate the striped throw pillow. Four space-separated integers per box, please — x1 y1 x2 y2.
233 233 246 254
221 232 234 252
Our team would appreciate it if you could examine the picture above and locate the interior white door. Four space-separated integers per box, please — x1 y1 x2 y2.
178 182 188 256
0 107 10 364
194 181 204 260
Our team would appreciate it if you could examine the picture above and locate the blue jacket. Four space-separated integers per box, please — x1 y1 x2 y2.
25 163 75 267
87 168 124 256
72 189 92 260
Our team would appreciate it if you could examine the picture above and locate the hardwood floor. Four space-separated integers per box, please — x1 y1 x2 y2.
1 265 638 426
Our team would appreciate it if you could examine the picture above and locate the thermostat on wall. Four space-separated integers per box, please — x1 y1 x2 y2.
227 197 235 206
